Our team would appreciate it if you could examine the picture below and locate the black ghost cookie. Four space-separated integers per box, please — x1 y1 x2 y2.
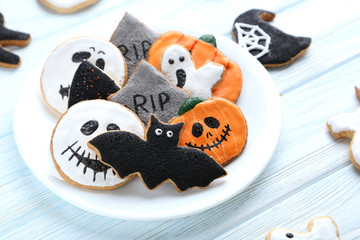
110 12 159 77
109 60 189 125
51 99 145 189
41 37 127 114
68 61 120 108
0 13 31 68
232 9 311 67
88 114 227 192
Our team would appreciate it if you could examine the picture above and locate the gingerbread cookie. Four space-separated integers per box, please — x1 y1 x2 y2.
327 104 360 170
110 12 159 77
51 100 145 189
68 61 120 108
39 0 98 14
265 216 340 240
41 37 126 114
169 97 247 166
232 9 311 67
0 13 31 68
88 114 227 192
159 44 224 99
109 61 189 125
148 31 242 103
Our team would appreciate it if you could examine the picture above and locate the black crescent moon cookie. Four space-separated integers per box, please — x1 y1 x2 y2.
0 13 31 68
88 115 227 192
232 9 311 67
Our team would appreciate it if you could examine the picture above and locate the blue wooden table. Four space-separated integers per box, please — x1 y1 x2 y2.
1 0 360 239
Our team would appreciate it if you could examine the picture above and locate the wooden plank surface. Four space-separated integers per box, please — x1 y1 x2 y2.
1 0 359 239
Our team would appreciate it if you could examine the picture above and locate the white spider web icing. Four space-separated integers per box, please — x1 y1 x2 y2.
234 22 271 59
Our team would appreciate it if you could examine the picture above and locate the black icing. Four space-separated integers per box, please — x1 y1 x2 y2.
176 69 186 88
107 123 120 131
59 84 70 100
192 123 203 138
67 61 120 108
232 9 311 65
80 120 99 136
0 47 20 65
89 115 226 191
0 13 30 44
204 117 220 129
72 51 91 63
95 58 105 70
286 233 294 238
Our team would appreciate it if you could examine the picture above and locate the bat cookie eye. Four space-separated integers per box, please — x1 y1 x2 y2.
192 123 203 138
286 233 294 238
107 123 120 131
204 117 220 128
80 120 99 135
179 56 185 62
166 131 173 138
155 128 163 136
168 58 174 64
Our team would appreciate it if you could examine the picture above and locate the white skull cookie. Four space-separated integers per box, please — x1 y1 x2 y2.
51 100 144 189
159 44 224 99
41 37 127 115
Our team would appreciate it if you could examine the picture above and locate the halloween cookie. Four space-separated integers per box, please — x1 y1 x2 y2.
265 216 340 240
88 114 227 192
39 0 98 14
68 61 120 108
169 97 247 166
148 31 242 103
51 100 145 189
0 13 31 68
327 105 360 170
41 37 126 114
159 44 224 99
110 12 159 77
109 61 189 125
232 9 311 67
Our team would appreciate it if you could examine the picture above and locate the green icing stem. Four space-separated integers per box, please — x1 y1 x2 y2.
199 34 217 48
178 97 207 116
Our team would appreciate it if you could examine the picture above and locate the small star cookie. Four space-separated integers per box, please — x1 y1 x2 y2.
159 44 224 99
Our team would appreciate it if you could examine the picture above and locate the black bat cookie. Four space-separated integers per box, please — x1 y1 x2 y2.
88 115 227 192
232 9 311 67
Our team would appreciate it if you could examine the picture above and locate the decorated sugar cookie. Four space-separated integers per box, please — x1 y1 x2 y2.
169 97 247 166
67 61 120 108
327 106 360 170
109 61 189 124
148 31 242 103
89 114 227 192
160 44 224 99
265 216 340 240
39 0 98 14
0 13 31 68
41 37 126 114
110 12 159 77
232 9 311 67
51 100 144 189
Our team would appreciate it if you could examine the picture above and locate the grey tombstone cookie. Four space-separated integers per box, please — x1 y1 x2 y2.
110 12 159 77
109 61 190 125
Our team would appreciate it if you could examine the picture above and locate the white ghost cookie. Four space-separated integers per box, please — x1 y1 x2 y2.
266 216 340 240
51 100 144 189
159 44 224 99
327 102 360 170
41 37 127 115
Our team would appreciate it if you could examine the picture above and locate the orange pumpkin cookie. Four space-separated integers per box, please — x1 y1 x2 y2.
148 31 242 103
169 97 247 165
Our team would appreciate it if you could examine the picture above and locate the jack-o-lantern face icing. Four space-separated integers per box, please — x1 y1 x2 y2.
169 97 247 165
41 37 127 115
51 100 144 189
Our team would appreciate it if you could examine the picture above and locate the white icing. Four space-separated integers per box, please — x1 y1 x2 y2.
41 37 126 114
268 217 339 240
234 22 271 59
41 0 94 9
51 100 144 188
160 44 224 99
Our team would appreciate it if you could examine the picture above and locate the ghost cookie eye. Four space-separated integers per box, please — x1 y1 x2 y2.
286 233 294 238
168 58 174 64
80 120 99 135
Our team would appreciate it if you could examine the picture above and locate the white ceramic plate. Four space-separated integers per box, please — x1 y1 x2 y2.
13 21 281 221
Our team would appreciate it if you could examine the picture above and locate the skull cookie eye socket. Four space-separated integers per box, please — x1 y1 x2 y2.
95 58 105 70
192 123 203 138
72 51 91 63
286 233 294 238
80 120 99 135
204 117 220 128
106 123 120 131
